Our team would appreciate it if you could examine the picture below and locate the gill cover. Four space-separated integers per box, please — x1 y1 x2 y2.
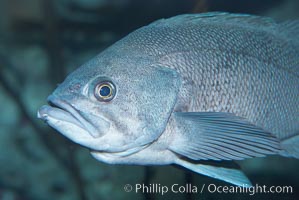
129 65 181 147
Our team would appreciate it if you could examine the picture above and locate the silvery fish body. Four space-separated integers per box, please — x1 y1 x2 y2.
38 12 299 186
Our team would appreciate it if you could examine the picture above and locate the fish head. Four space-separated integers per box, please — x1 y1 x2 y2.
38 53 181 154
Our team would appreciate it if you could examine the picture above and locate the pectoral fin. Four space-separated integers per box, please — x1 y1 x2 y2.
175 158 252 186
169 112 281 161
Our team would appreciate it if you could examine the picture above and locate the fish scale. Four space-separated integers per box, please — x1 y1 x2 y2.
160 49 297 139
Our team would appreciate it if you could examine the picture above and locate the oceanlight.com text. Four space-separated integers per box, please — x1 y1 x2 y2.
123 183 293 196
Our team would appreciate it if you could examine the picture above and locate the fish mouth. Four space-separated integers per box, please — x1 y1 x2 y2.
38 96 150 155
37 95 102 138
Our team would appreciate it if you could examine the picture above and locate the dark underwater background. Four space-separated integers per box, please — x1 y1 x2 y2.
0 0 298 199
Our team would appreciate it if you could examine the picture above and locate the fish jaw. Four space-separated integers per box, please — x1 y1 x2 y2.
37 95 113 150
37 104 154 157
37 95 145 152
37 104 98 147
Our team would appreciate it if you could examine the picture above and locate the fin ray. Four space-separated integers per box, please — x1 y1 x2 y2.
175 159 252 187
169 112 281 161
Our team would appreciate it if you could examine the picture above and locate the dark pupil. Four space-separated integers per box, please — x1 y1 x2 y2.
100 86 111 97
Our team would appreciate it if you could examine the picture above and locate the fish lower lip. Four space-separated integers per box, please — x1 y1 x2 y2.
38 105 83 129
40 95 102 138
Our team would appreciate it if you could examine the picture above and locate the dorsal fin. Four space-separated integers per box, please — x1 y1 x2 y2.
150 12 276 29
278 20 299 42
150 12 299 77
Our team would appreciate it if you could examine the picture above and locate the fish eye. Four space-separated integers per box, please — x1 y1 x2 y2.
94 81 116 102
